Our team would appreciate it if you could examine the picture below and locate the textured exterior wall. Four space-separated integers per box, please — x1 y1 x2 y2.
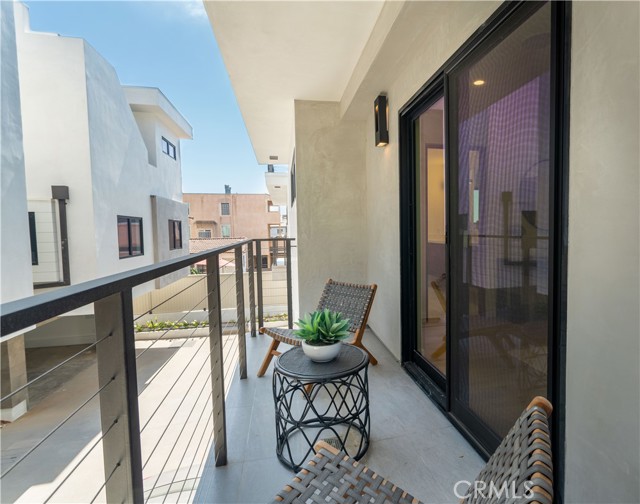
294 101 367 315
1 1 33 304
564 2 640 502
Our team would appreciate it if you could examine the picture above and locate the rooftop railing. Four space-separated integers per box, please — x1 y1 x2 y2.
0 238 294 503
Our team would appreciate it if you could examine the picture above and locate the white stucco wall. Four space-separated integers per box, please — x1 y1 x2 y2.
14 3 190 299
14 3 97 289
564 2 640 502
0 0 33 305
293 101 367 315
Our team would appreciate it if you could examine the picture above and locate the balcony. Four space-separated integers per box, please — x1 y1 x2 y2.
0 238 481 503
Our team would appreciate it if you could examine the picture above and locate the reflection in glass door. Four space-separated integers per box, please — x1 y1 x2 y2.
415 97 447 380
450 2 552 441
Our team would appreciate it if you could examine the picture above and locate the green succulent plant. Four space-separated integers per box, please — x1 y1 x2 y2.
294 309 351 346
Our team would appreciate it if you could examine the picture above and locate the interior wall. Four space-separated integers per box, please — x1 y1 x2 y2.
294 100 367 315
564 2 640 502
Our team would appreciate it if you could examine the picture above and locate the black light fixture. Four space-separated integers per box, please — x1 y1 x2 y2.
374 94 389 147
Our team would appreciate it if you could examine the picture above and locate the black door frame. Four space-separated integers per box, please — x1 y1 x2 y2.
398 1 570 499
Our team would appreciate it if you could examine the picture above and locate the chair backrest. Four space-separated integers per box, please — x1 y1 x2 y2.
463 396 553 504
315 279 376 334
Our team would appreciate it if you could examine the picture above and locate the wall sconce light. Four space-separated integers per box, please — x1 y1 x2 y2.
374 94 389 147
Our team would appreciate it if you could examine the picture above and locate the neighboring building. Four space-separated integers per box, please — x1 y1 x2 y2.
7 3 191 351
184 192 281 240
206 2 640 502
0 1 33 421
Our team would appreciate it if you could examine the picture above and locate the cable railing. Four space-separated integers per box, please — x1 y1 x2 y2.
0 238 294 503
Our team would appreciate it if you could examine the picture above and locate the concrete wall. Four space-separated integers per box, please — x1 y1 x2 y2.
184 193 280 239
564 2 640 502
293 101 367 315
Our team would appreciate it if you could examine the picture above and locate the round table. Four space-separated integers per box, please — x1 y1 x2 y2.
272 345 370 471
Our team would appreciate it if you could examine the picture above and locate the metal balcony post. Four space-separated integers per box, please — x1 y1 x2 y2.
234 246 247 379
247 241 257 337
206 255 227 466
255 240 264 329
94 289 144 504
286 240 293 329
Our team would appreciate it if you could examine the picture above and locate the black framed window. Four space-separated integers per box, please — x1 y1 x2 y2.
198 229 211 238
161 137 176 159
261 255 269 269
28 212 38 265
169 219 182 250
221 202 230 215
118 216 144 258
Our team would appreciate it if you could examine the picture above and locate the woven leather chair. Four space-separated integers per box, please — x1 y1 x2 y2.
257 279 377 377
271 396 553 504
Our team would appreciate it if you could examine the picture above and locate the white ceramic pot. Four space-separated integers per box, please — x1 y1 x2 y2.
301 341 342 363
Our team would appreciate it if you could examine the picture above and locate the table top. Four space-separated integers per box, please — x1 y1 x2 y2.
274 345 368 381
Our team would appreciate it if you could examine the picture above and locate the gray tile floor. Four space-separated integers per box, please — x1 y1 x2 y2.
194 330 484 504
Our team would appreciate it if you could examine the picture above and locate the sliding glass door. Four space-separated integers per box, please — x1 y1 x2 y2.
401 1 562 455
449 2 552 443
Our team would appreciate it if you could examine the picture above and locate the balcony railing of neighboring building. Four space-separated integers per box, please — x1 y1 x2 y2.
0 238 294 503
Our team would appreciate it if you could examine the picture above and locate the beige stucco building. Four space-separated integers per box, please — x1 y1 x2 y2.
183 193 282 240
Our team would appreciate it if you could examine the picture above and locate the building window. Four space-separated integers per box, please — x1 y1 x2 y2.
118 216 144 258
28 212 38 265
198 229 212 238
221 202 230 215
261 255 269 269
161 137 176 160
169 219 182 250
221 224 231 237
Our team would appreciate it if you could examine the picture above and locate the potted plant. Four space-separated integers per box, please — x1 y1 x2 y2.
294 309 351 362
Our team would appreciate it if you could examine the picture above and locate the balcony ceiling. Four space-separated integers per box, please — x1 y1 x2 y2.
204 1 384 165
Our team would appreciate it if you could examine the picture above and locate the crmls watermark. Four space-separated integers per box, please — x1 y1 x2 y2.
453 480 535 500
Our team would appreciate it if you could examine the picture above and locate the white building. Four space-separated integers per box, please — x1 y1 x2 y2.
0 1 33 422
0 2 193 418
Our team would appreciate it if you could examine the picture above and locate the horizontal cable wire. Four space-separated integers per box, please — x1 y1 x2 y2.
187 424 216 503
142 363 215 469
159 398 213 504
140 336 210 433
88 461 121 504
146 387 214 501
1 376 116 479
1 333 112 403
133 275 207 322
43 417 120 504
135 288 214 361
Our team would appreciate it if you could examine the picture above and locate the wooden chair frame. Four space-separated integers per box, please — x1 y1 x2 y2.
257 279 378 377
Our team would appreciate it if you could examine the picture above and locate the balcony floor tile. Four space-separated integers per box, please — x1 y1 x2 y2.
195 329 484 503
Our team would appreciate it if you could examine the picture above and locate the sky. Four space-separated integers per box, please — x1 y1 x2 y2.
24 0 274 194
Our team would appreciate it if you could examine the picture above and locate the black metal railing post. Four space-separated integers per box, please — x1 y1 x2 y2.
255 240 264 329
205 254 227 467
94 289 144 504
247 241 257 337
234 246 247 379
286 240 293 329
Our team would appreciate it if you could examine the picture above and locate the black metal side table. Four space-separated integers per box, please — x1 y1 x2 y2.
272 345 370 471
